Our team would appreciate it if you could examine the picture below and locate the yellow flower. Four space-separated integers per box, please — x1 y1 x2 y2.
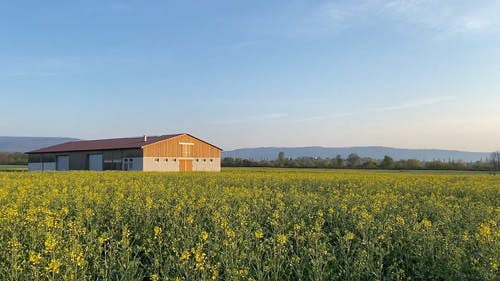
45 235 58 252
151 274 159 281
98 234 110 245
421 219 432 228
70 250 85 267
344 232 355 241
8 237 21 250
195 251 206 263
122 226 131 239
29 252 43 265
255 229 264 239
462 233 469 241
277 234 287 246
396 216 405 225
6 208 19 217
479 223 491 236
201 231 209 241
180 250 190 261
360 210 372 221
293 224 302 232
46 259 61 274
154 226 162 239
60 207 69 216
146 196 154 209
491 260 498 271
317 209 324 218
226 229 235 239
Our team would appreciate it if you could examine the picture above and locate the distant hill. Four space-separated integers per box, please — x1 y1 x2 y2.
223 146 490 162
0 137 79 153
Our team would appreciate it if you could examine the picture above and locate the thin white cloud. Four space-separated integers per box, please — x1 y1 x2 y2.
210 113 288 125
296 96 456 122
287 1 363 37
376 96 456 111
291 1 500 37
382 0 500 34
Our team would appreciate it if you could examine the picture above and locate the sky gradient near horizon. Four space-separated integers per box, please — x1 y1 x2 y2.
1 1 499 151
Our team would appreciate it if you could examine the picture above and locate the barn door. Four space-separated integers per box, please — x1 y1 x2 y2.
88 154 103 171
56 155 69 171
179 159 192 172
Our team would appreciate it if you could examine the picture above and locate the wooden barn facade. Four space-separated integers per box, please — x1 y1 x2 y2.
27 134 222 172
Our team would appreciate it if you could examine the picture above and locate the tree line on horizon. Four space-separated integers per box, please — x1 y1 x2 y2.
2 150 499 172
223 151 500 172
0 152 27 165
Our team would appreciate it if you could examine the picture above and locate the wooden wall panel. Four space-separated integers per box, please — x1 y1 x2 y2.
143 134 221 158
179 159 193 171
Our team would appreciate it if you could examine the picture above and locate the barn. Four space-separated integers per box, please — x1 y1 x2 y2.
26 133 222 172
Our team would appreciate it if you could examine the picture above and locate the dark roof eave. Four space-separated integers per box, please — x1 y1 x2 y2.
26 146 142 154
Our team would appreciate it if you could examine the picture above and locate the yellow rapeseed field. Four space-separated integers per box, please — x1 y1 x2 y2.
0 169 498 280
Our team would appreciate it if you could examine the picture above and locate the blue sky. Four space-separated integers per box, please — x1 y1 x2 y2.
1 0 499 151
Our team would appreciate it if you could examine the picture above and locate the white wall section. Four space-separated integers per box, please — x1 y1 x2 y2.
192 158 221 172
143 157 179 171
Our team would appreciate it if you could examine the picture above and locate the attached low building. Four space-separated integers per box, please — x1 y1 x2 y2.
27 133 222 172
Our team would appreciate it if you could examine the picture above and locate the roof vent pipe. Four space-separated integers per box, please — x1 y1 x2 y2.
144 135 147 142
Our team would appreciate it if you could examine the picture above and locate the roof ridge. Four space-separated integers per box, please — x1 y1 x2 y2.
27 134 184 154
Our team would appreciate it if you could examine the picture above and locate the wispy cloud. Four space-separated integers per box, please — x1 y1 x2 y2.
287 1 365 37
374 96 456 111
289 1 500 37
296 96 456 122
382 0 500 34
210 113 288 125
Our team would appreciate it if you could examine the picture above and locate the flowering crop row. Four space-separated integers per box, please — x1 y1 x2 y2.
0 169 498 280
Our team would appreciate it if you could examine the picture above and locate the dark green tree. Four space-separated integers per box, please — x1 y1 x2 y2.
346 153 361 168
491 151 500 172
335 154 343 168
380 155 395 169
277 151 286 167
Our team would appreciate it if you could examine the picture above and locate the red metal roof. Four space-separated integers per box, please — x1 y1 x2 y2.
27 134 182 153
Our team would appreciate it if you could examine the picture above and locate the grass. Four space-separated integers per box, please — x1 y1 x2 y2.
0 165 28 171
